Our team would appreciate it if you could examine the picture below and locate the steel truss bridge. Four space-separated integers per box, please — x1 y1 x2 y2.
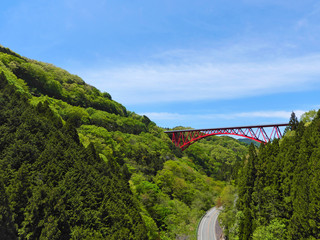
164 123 289 151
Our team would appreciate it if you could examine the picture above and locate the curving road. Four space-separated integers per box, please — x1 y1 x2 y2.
197 207 221 240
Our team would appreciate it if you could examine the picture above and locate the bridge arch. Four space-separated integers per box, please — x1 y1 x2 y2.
164 123 289 151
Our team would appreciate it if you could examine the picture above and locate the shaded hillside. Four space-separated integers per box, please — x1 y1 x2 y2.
0 73 147 239
237 138 260 147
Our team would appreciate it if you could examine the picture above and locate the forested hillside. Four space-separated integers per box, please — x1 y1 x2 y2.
0 73 147 239
0 45 249 239
220 111 320 240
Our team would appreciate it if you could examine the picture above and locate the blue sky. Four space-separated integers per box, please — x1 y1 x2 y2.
1 0 320 129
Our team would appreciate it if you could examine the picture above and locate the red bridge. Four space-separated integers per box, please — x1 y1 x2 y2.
164 123 289 151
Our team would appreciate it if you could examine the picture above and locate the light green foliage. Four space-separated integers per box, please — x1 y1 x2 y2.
29 96 149 133
129 158 225 239
140 213 159 240
300 109 317 125
252 219 287 240
154 160 223 206
0 55 29 94
219 185 239 239
0 49 127 116
185 136 247 180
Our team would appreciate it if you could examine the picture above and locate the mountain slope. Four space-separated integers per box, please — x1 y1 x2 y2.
0 45 249 239
0 72 147 239
0 45 126 116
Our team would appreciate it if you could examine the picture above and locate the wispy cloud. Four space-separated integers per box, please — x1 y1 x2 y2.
140 110 306 122
80 50 320 105
295 2 320 31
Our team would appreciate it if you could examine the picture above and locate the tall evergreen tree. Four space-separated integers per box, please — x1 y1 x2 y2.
238 144 258 240
288 111 299 131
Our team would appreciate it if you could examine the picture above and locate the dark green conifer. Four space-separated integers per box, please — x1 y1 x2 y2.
0 71 149 239
288 111 299 131
0 177 16 240
238 144 258 240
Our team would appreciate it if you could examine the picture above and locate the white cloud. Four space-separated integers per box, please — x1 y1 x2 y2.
79 47 320 105
140 110 306 121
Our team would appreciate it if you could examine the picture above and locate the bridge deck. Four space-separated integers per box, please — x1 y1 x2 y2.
164 123 289 133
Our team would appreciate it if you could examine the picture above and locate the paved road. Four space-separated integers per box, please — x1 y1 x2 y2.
197 207 221 240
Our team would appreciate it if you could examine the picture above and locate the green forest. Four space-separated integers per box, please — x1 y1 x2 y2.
1 45 319 240
220 111 320 240
0 45 250 239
